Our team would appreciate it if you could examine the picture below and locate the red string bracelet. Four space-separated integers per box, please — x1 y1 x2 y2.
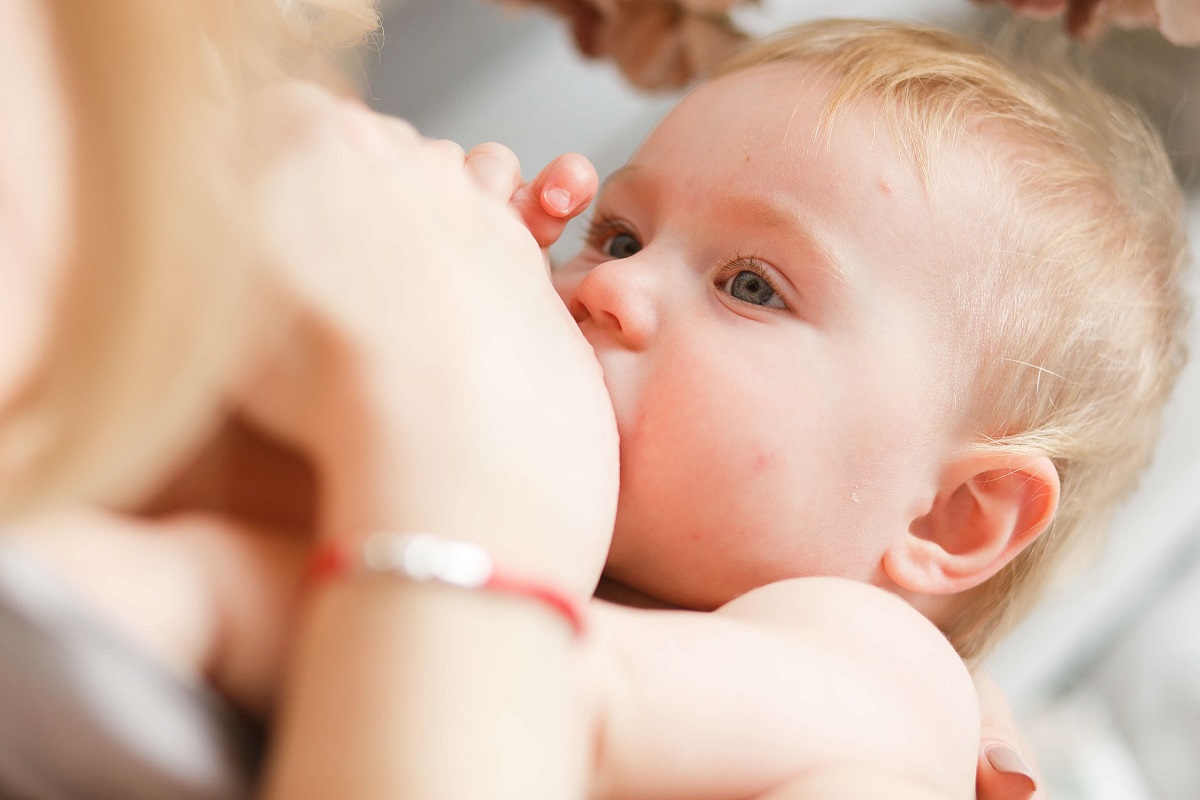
307 531 586 637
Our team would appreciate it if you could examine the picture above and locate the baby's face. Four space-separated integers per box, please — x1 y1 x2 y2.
554 65 982 610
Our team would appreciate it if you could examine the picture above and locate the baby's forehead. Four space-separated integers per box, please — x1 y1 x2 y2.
633 66 1010 238
703 58 1035 186
623 65 1008 345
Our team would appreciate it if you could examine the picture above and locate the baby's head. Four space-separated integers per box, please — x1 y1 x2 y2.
554 18 1188 659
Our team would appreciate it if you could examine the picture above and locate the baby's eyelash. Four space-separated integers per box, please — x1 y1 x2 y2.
716 252 792 311
584 214 634 249
716 251 765 281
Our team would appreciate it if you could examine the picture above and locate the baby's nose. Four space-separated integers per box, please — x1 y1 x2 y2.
567 256 661 351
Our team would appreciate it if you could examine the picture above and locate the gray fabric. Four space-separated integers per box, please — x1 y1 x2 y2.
0 545 262 800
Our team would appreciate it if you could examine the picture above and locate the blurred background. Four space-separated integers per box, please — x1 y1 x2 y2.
363 2 1200 796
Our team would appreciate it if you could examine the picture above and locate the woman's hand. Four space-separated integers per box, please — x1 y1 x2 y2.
973 670 1043 800
241 83 618 597
992 0 1200 44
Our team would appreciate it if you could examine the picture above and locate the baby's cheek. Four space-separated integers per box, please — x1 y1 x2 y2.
647 371 787 510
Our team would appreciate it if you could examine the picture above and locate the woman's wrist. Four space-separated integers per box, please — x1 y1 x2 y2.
307 531 587 637
267 570 586 800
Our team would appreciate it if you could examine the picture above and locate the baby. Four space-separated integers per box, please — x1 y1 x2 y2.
3 16 1188 800
529 17 1188 797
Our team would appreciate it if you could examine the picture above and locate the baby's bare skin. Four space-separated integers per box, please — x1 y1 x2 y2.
586 579 977 799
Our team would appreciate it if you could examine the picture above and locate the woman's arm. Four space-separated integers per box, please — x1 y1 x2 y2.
264 577 584 799
973 670 1042 800
243 84 618 799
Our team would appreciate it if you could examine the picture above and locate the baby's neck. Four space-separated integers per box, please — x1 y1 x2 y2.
594 575 680 609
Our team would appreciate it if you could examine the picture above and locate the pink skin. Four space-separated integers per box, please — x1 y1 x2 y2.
1002 0 1068 20
537 67 1043 800
462 142 598 249
516 69 1041 797
550 65 993 612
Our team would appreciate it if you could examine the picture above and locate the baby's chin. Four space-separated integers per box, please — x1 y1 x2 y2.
593 573 680 609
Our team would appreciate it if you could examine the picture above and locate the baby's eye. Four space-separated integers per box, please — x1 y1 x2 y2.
721 269 786 309
604 232 642 259
585 216 643 260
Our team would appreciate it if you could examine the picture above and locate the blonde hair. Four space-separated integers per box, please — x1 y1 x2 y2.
720 19 1190 659
0 1 379 516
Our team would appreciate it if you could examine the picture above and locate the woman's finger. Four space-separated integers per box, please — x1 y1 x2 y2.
1003 0 1069 20
977 746 1038 800
1066 0 1106 38
972 670 1042 800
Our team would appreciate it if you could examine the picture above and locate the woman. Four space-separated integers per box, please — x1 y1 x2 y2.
2 2 613 797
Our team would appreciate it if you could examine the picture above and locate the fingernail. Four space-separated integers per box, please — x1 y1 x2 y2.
985 744 1038 790
544 187 573 215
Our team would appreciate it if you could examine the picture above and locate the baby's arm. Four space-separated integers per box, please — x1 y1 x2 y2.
584 577 980 800
753 767 958 800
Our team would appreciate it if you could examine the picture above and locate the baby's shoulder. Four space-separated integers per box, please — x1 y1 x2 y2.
720 576 959 652
718 577 980 789
717 576 975 705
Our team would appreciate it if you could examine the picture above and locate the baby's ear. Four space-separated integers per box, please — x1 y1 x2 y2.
883 452 1059 595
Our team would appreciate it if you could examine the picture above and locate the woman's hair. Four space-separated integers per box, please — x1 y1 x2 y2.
0 1 379 516
719 19 1190 660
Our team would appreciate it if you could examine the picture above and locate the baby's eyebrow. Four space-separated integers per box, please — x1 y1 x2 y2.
720 194 846 286
599 164 642 195
599 166 845 288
